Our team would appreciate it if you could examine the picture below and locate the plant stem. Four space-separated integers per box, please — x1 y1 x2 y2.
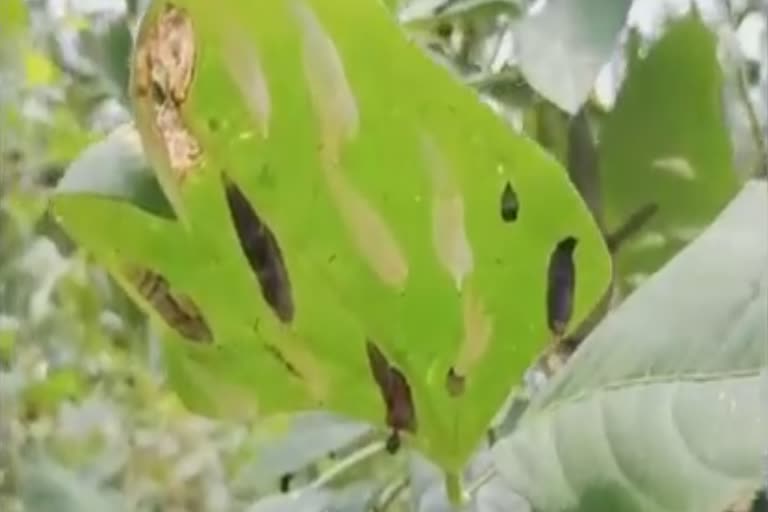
722 0 768 177
303 440 387 492
464 467 496 498
375 475 409 511
444 470 463 507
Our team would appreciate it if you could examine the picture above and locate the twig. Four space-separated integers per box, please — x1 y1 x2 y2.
463 467 497 498
374 475 410 511
722 0 768 177
300 440 388 492
605 202 659 253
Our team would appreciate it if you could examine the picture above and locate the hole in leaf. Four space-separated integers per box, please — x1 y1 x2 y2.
223 174 294 323
546 236 578 338
279 473 293 493
365 340 417 454
445 367 465 397
130 267 212 342
500 181 519 222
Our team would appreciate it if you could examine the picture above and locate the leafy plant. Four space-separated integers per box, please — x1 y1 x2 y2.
493 180 767 512
51 0 612 485
3 0 766 510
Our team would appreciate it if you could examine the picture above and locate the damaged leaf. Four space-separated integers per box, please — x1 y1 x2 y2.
366 340 417 453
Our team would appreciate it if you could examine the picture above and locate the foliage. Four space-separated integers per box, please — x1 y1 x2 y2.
51 0 612 476
1 0 766 511
493 180 767 512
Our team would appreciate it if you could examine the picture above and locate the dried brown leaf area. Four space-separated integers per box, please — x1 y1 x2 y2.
125 266 213 343
133 3 201 180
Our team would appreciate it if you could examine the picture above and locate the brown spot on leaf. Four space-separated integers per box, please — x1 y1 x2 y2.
127 266 212 342
500 181 519 222
365 340 416 453
547 236 578 338
223 175 294 323
133 3 200 178
445 367 465 397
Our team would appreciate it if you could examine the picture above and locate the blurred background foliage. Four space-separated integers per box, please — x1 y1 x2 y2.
0 0 765 511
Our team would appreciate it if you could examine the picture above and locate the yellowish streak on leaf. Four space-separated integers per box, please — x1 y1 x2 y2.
325 168 409 289
295 1 408 289
453 287 494 376
422 135 474 291
294 1 358 166
221 31 271 139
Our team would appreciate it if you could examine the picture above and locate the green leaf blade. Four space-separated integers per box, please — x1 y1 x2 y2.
493 180 768 512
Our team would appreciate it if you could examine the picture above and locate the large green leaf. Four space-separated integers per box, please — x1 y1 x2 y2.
492 180 767 512
599 15 740 290
52 0 611 475
515 0 632 113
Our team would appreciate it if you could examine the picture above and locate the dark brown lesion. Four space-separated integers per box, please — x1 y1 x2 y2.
222 174 294 324
500 181 519 223
127 266 212 342
444 366 465 397
365 340 417 454
546 236 578 340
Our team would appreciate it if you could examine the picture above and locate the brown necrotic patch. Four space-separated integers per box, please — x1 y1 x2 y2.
500 181 519 222
133 3 201 177
365 340 416 454
222 175 294 323
127 266 212 342
546 236 578 339
445 367 465 397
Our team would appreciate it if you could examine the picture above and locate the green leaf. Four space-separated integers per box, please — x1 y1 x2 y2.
52 0 612 473
56 124 173 219
515 0 632 113
492 180 767 512
0 0 27 36
600 15 741 289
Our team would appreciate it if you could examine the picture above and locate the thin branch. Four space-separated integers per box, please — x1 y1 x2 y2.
299 440 388 493
463 467 497 498
735 61 768 177
722 0 768 177
374 476 410 511
605 202 659 253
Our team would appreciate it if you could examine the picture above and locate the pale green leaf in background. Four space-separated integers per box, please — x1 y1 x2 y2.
515 0 633 113
492 180 767 512
599 14 741 290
